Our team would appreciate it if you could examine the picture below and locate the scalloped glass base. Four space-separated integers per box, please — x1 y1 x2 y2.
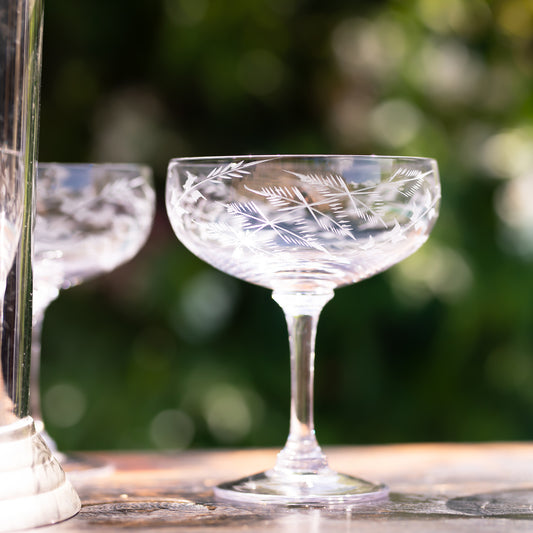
0 417 81 531
214 468 389 506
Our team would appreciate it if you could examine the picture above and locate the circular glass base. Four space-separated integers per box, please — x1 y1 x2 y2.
214 468 389 506
0 417 80 531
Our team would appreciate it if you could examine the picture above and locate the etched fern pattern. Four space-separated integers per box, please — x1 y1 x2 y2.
174 159 438 259
182 159 270 201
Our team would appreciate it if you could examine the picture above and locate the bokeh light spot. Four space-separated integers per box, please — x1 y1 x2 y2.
44 383 87 428
497 0 533 38
370 99 423 148
149 409 195 450
495 172 533 256
411 39 483 104
174 270 238 342
203 384 252 443
416 0 491 36
165 0 209 26
391 242 472 305
331 16 406 81
328 95 371 148
481 128 533 179
91 87 184 166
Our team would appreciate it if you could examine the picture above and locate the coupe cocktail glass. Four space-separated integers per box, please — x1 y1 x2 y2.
32 163 155 476
166 155 440 504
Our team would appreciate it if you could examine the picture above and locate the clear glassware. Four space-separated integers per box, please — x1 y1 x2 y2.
31 163 155 478
166 155 440 505
0 0 81 530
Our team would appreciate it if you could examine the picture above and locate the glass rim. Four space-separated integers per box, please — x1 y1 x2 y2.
168 154 438 165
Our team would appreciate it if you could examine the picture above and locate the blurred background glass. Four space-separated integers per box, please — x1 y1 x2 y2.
37 0 533 451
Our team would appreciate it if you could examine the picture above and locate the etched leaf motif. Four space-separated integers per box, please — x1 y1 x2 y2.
292 168 433 228
166 157 439 293
182 172 203 201
410 188 439 232
168 188 189 220
207 160 253 180
389 221 407 243
201 221 274 259
244 184 354 238
179 159 274 212
183 171 197 191
390 168 430 196
226 201 327 252
287 171 388 227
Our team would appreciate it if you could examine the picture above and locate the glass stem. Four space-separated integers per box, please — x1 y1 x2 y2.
272 290 334 475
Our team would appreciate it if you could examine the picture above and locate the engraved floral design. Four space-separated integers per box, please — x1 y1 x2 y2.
242 184 353 239
182 159 271 201
225 200 328 253
171 159 438 259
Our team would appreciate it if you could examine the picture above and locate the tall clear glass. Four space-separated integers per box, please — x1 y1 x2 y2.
166 155 440 505
0 1 80 530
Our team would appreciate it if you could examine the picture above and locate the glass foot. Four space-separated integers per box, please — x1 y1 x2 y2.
0 417 80 531
214 467 388 505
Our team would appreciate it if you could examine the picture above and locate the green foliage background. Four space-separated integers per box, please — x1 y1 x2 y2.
37 0 533 451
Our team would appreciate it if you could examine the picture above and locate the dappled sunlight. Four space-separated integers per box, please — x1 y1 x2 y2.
390 242 473 305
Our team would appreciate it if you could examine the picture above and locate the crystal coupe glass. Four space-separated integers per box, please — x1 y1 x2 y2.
32 163 155 475
166 155 440 504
